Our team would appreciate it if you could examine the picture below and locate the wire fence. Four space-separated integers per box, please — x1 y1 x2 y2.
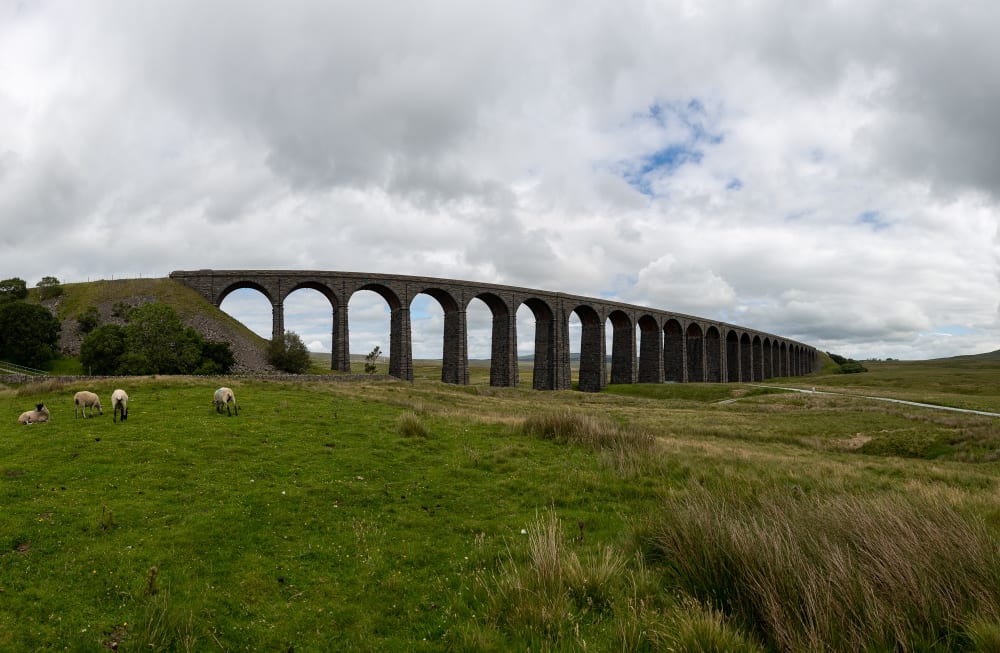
0 360 48 376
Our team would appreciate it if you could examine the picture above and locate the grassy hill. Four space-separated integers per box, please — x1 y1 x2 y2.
26 278 272 374
3 358 1000 650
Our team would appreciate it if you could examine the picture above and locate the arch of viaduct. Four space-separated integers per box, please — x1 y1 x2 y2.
170 269 818 392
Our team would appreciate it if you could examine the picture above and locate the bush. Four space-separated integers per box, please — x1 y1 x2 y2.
365 345 382 374
197 341 236 375
267 331 311 373
837 360 868 374
77 306 100 334
79 303 234 376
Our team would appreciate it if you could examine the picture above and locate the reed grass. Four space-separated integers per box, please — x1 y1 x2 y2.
647 485 1000 652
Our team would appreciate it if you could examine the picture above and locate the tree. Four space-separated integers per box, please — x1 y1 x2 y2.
365 345 382 374
0 277 28 302
36 276 63 300
196 341 236 375
267 331 311 373
80 324 127 375
120 303 202 375
0 301 61 367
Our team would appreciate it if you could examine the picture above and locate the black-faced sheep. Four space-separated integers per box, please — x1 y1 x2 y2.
74 391 102 418
214 387 237 416
111 389 128 423
18 403 50 424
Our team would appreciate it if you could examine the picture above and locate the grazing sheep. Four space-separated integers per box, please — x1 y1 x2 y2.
18 403 50 424
74 391 103 418
214 387 238 416
111 389 129 423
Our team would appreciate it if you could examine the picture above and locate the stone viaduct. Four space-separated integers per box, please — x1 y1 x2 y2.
170 269 818 392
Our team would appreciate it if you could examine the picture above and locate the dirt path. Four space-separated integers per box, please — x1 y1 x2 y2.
748 384 1000 418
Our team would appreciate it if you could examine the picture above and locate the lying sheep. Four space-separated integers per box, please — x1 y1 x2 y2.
74 390 103 418
214 387 238 416
18 403 50 424
111 389 129 423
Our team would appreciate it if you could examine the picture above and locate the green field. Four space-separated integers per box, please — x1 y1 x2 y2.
3 357 1000 651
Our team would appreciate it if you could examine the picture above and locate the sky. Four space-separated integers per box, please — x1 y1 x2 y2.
2 0 999 361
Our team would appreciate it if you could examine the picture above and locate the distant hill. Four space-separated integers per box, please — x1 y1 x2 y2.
932 350 1000 363
28 277 273 373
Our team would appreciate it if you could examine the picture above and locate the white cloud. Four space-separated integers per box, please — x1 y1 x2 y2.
1 0 998 361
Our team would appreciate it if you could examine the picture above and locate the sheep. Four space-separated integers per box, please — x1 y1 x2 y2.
18 403 50 424
111 389 129 423
74 391 103 418
214 387 238 416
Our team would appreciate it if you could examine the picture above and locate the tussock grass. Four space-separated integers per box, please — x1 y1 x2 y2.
652 598 765 653
647 485 1000 652
478 509 630 645
521 410 656 476
397 411 430 438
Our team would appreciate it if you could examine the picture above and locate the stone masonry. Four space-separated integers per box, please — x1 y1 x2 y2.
170 269 819 392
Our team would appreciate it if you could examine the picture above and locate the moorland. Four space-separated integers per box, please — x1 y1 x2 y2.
3 354 1000 651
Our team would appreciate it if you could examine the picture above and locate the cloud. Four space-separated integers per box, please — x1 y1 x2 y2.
0 1 998 361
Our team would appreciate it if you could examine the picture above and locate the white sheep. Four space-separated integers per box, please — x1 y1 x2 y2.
214 387 238 416
18 403 51 424
74 390 103 418
111 389 129 423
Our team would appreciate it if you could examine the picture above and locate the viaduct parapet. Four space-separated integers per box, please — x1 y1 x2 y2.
170 269 818 391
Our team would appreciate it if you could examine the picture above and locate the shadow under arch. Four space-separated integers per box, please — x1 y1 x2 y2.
520 297 555 390
740 332 752 382
664 319 684 383
762 337 773 379
608 310 635 384
637 314 662 383
752 335 764 381
686 323 704 382
571 304 605 392
726 330 740 382
706 326 722 382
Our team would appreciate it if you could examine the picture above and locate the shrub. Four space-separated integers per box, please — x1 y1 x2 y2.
76 305 100 334
266 330 311 373
365 345 382 374
837 360 868 374
197 341 236 375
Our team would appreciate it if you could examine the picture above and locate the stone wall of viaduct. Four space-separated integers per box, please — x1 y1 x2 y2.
170 269 818 392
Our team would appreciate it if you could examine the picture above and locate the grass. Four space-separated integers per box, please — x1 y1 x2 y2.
2 357 1000 649
647 485 1000 651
